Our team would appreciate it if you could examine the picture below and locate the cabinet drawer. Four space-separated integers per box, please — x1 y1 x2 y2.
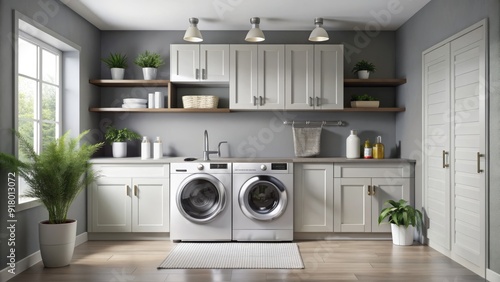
334 163 412 178
93 164 169 178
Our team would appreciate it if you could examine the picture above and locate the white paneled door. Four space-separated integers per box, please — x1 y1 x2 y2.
423 21 486 277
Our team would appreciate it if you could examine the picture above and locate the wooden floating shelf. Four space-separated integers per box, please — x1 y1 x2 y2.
89 79 170 87
89 107 230 113
344 78 407 87
340 107 406 112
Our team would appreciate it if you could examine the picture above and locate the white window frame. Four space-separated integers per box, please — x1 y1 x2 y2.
16 33 63 207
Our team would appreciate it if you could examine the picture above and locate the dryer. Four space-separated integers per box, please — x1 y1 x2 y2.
232 162 294 241
170 162 231 241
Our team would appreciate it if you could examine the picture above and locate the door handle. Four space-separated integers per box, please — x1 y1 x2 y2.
202 68 206 80
442 150 449 168
477 152 484 173
134 185 138 197
253 96 257 106
126 185 130 196
371 185 376 195
196 69 200 80
259 96 263 106
316 97 320 107
309 97 313 107
367 185 372 196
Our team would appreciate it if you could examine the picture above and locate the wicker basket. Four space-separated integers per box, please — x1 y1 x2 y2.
182 95 219 109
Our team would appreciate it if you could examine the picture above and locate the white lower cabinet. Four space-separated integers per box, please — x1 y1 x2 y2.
333 163 413 233
294 163 334 232
89 164 169 233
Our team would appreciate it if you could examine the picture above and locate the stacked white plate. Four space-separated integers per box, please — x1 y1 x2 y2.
122 98 147 108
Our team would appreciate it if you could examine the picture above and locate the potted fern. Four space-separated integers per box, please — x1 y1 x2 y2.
352 59 376 79
0 130 103 267
378 199 423 245
105 126 141 158
101 52 128 80
134 50 164 80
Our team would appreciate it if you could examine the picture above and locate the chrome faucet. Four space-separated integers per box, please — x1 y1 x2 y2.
203 130 227 161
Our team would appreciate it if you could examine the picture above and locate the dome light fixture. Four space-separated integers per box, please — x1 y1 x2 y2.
308 17 329 42
245 17 265 42
183 18 203 42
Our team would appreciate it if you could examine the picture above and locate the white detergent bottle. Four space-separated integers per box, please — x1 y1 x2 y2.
141 136 151 160
346 130 360 159
153 137 163 159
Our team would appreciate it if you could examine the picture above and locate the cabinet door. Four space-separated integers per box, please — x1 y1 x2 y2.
258 45 285 110
371 178 411 233
132 178 169 232
294 163 333 232
170 44 200 81
285 45 314 110
334 178 371 232
91 177 131 232
314 45 343 109
230 45 258 109
200 45 229 81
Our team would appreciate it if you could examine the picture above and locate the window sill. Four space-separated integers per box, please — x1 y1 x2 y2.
17 197 42 212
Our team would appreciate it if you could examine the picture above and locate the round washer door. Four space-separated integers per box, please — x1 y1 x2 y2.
177 174 226 223
238 175 288 221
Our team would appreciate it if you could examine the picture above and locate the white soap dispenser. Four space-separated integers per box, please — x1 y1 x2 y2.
153 137 163 159
141 136 151 160
346 130 361 159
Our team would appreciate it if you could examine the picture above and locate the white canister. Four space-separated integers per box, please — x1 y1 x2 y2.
141 136 151 160
148 93 155 108
154 91 163 108
346 130 360 159
153 137 162 159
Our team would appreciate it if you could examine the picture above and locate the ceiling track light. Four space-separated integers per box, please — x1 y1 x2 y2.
183 17 203 42
245 17 265 42
309 17 329 42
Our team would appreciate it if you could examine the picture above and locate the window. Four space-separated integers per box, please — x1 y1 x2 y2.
16 34 62 200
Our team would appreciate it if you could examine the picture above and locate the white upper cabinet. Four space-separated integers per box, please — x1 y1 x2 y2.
170 44 229 82
285 45 344 110
230 44 285 110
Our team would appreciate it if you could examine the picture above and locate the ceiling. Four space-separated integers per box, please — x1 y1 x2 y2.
64 0 431 31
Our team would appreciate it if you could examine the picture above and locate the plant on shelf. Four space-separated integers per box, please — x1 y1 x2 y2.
105 126 141 158
352 59 376 79
378 199 423 246
134 51 165 80
101 52 128 80
0 130 103 267
350 94 379 108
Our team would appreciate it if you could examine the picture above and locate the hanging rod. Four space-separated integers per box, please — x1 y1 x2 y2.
283 120 345 126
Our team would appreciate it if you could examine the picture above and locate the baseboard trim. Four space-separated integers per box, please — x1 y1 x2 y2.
0 232 88 281
487 269 500 282
88 232 169 240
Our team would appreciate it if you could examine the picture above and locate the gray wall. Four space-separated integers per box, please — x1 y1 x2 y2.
395 0 500 273
0 0 100 269
97 30 400 159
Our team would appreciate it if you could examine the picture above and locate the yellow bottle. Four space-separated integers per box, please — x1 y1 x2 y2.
363 139 373 159
373 136 385 159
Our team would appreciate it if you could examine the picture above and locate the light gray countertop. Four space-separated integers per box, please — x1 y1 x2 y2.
91 157 416 164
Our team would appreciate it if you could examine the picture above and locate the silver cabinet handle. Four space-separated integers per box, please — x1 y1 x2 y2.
477 152 484 173
195 69 199 80
126 185 130 196
316 97 320 107
442 150 449 168
134 185 138 197
253 96 257 106
309 97 313 107
259 96 263 106
367 185 372 196
202 68 206 80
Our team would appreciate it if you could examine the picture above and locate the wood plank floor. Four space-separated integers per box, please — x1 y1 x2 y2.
8 240 485 282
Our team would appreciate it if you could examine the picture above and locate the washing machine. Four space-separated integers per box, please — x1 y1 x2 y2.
232 162 294 241
170 162 232 241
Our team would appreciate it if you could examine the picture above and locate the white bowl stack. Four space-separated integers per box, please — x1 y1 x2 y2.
122 98 147 108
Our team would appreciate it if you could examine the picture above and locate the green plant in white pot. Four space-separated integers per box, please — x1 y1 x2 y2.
378 199 423 245
352 59 376 79
101 52 128 80
0 130 103 267
104 126 141 158
134 50 164 80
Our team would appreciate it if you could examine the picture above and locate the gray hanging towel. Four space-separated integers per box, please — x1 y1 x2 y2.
292 125 322 157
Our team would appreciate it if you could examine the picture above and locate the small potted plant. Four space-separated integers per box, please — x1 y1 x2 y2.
350 94 379 108
105 126 141 158
378 199 423 245
0 130 103 267
352 59 376 79
101 52 128 80
134 51 164 80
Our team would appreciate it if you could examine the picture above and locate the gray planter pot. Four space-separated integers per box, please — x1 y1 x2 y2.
39 219 77 267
